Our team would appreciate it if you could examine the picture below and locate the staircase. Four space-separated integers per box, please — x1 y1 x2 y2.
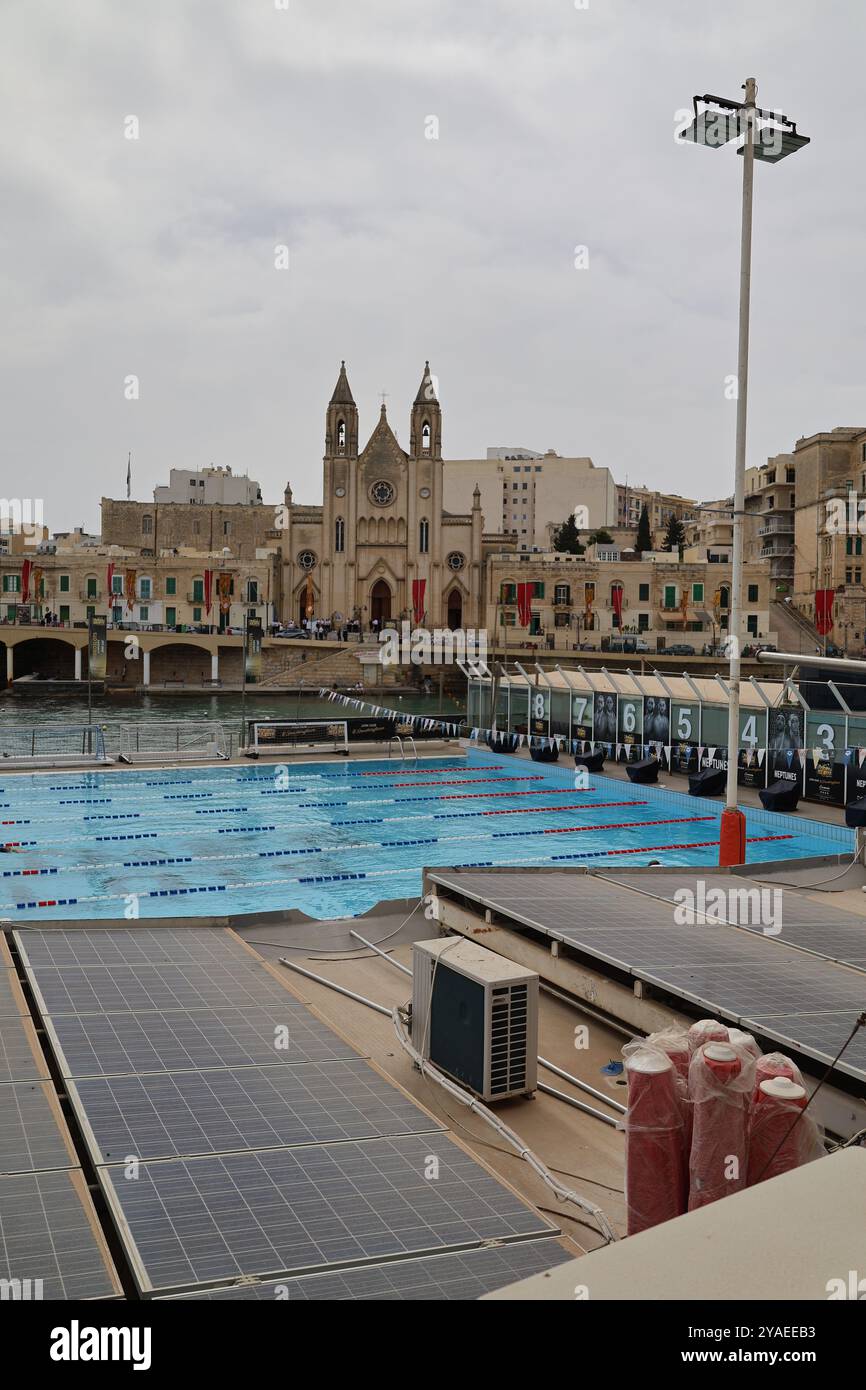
257 642 405 690
770 600 823 656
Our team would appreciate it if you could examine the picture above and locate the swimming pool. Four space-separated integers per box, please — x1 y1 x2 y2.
0 749 853 921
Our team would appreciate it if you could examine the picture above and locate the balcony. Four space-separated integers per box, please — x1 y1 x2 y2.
761 546 793 559
79 590 102 602
757 514 793 536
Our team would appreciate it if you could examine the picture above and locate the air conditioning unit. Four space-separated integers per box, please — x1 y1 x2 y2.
411 937 538 1102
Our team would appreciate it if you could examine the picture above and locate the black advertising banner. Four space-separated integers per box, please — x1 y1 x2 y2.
87 614 107 681
805 751 845 806
767 747 804 793
700 746 729 773
593 693 617 745
529 687 549 736
245 617 263 683
571 692 594 743
737 710 768 787
737 746 767 789
845 749 866 804
617 696 643 755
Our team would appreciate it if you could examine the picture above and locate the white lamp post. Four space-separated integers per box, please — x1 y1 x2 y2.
680 82 809 864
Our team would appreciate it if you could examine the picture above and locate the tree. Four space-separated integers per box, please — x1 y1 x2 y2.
635 504 652 554
663 511 686 552
588 529 614 545
553 513 585 554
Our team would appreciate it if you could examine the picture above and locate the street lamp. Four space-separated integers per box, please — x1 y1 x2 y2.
680 81 809 866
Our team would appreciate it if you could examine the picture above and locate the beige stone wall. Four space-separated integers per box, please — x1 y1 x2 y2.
484 554 774 646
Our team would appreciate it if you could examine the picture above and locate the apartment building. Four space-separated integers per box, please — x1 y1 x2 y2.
483 550 774 648
444 448 616 551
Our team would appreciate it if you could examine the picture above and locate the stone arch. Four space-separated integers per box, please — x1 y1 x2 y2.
146 641 211 685
370 579 392 626
10 637 77 680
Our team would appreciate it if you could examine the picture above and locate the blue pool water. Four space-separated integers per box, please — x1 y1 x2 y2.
0 750 853 921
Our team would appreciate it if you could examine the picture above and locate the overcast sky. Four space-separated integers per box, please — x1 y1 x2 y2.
2 0 864 533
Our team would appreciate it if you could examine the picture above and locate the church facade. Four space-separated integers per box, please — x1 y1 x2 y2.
281 363 492 631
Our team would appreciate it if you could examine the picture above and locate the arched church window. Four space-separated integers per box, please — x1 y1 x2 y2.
337 420 346 453
419 518 430 554
422 421 431 453
335 517 345 553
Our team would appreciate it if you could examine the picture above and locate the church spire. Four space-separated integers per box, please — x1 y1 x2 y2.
414 360 437 404
325 361 358 457
410 359 441 459
329 360 355 407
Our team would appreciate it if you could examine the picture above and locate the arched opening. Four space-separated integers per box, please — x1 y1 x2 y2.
419 518 430 553
335 517 345 552
370 579 392 627
422 421 431 453
149 642 214 687
297 584 317 627
11 637 77 681
337 419 346 453
447 589 462 630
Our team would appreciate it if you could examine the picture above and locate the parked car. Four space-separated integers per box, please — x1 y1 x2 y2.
665 643 696 656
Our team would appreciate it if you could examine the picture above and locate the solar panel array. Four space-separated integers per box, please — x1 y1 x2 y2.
0 935 121 1298
163 1237 572 1301
427 869 866 1084
17 924 569 1299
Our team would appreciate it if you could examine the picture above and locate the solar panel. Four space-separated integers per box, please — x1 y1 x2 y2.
164 1237 573 1300
602 872 866 969
0 966 29 1019
0 1012 49 1083
428 868 866 1083
0 1168 122 1299
44 1005 361 1079
15 926 255 971
743 1011 866 1072
0 1080 78 1175
71 1060 443 1165
643 958 866 1017
23 961 304 1018
99 1136 556 1295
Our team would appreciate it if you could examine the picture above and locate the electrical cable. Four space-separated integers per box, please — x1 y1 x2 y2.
243 896 426 957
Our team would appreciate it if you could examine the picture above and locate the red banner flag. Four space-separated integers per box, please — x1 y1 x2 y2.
411 578 426 625
815 589 835 636
204 570 212 616
20 558 32 605
611 582 624 628
517 581 533 629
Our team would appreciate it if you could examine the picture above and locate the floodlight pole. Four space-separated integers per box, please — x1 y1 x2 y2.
721 76 756 862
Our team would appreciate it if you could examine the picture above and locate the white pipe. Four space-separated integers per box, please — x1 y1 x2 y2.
348 929 412 976
539 1056 627 1115
538 1081 619 1127
761 649 866 675
278 958 393 1016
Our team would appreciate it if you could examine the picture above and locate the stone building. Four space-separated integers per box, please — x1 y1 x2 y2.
483 549 774 650
444 448 616 552
279 361 506 631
